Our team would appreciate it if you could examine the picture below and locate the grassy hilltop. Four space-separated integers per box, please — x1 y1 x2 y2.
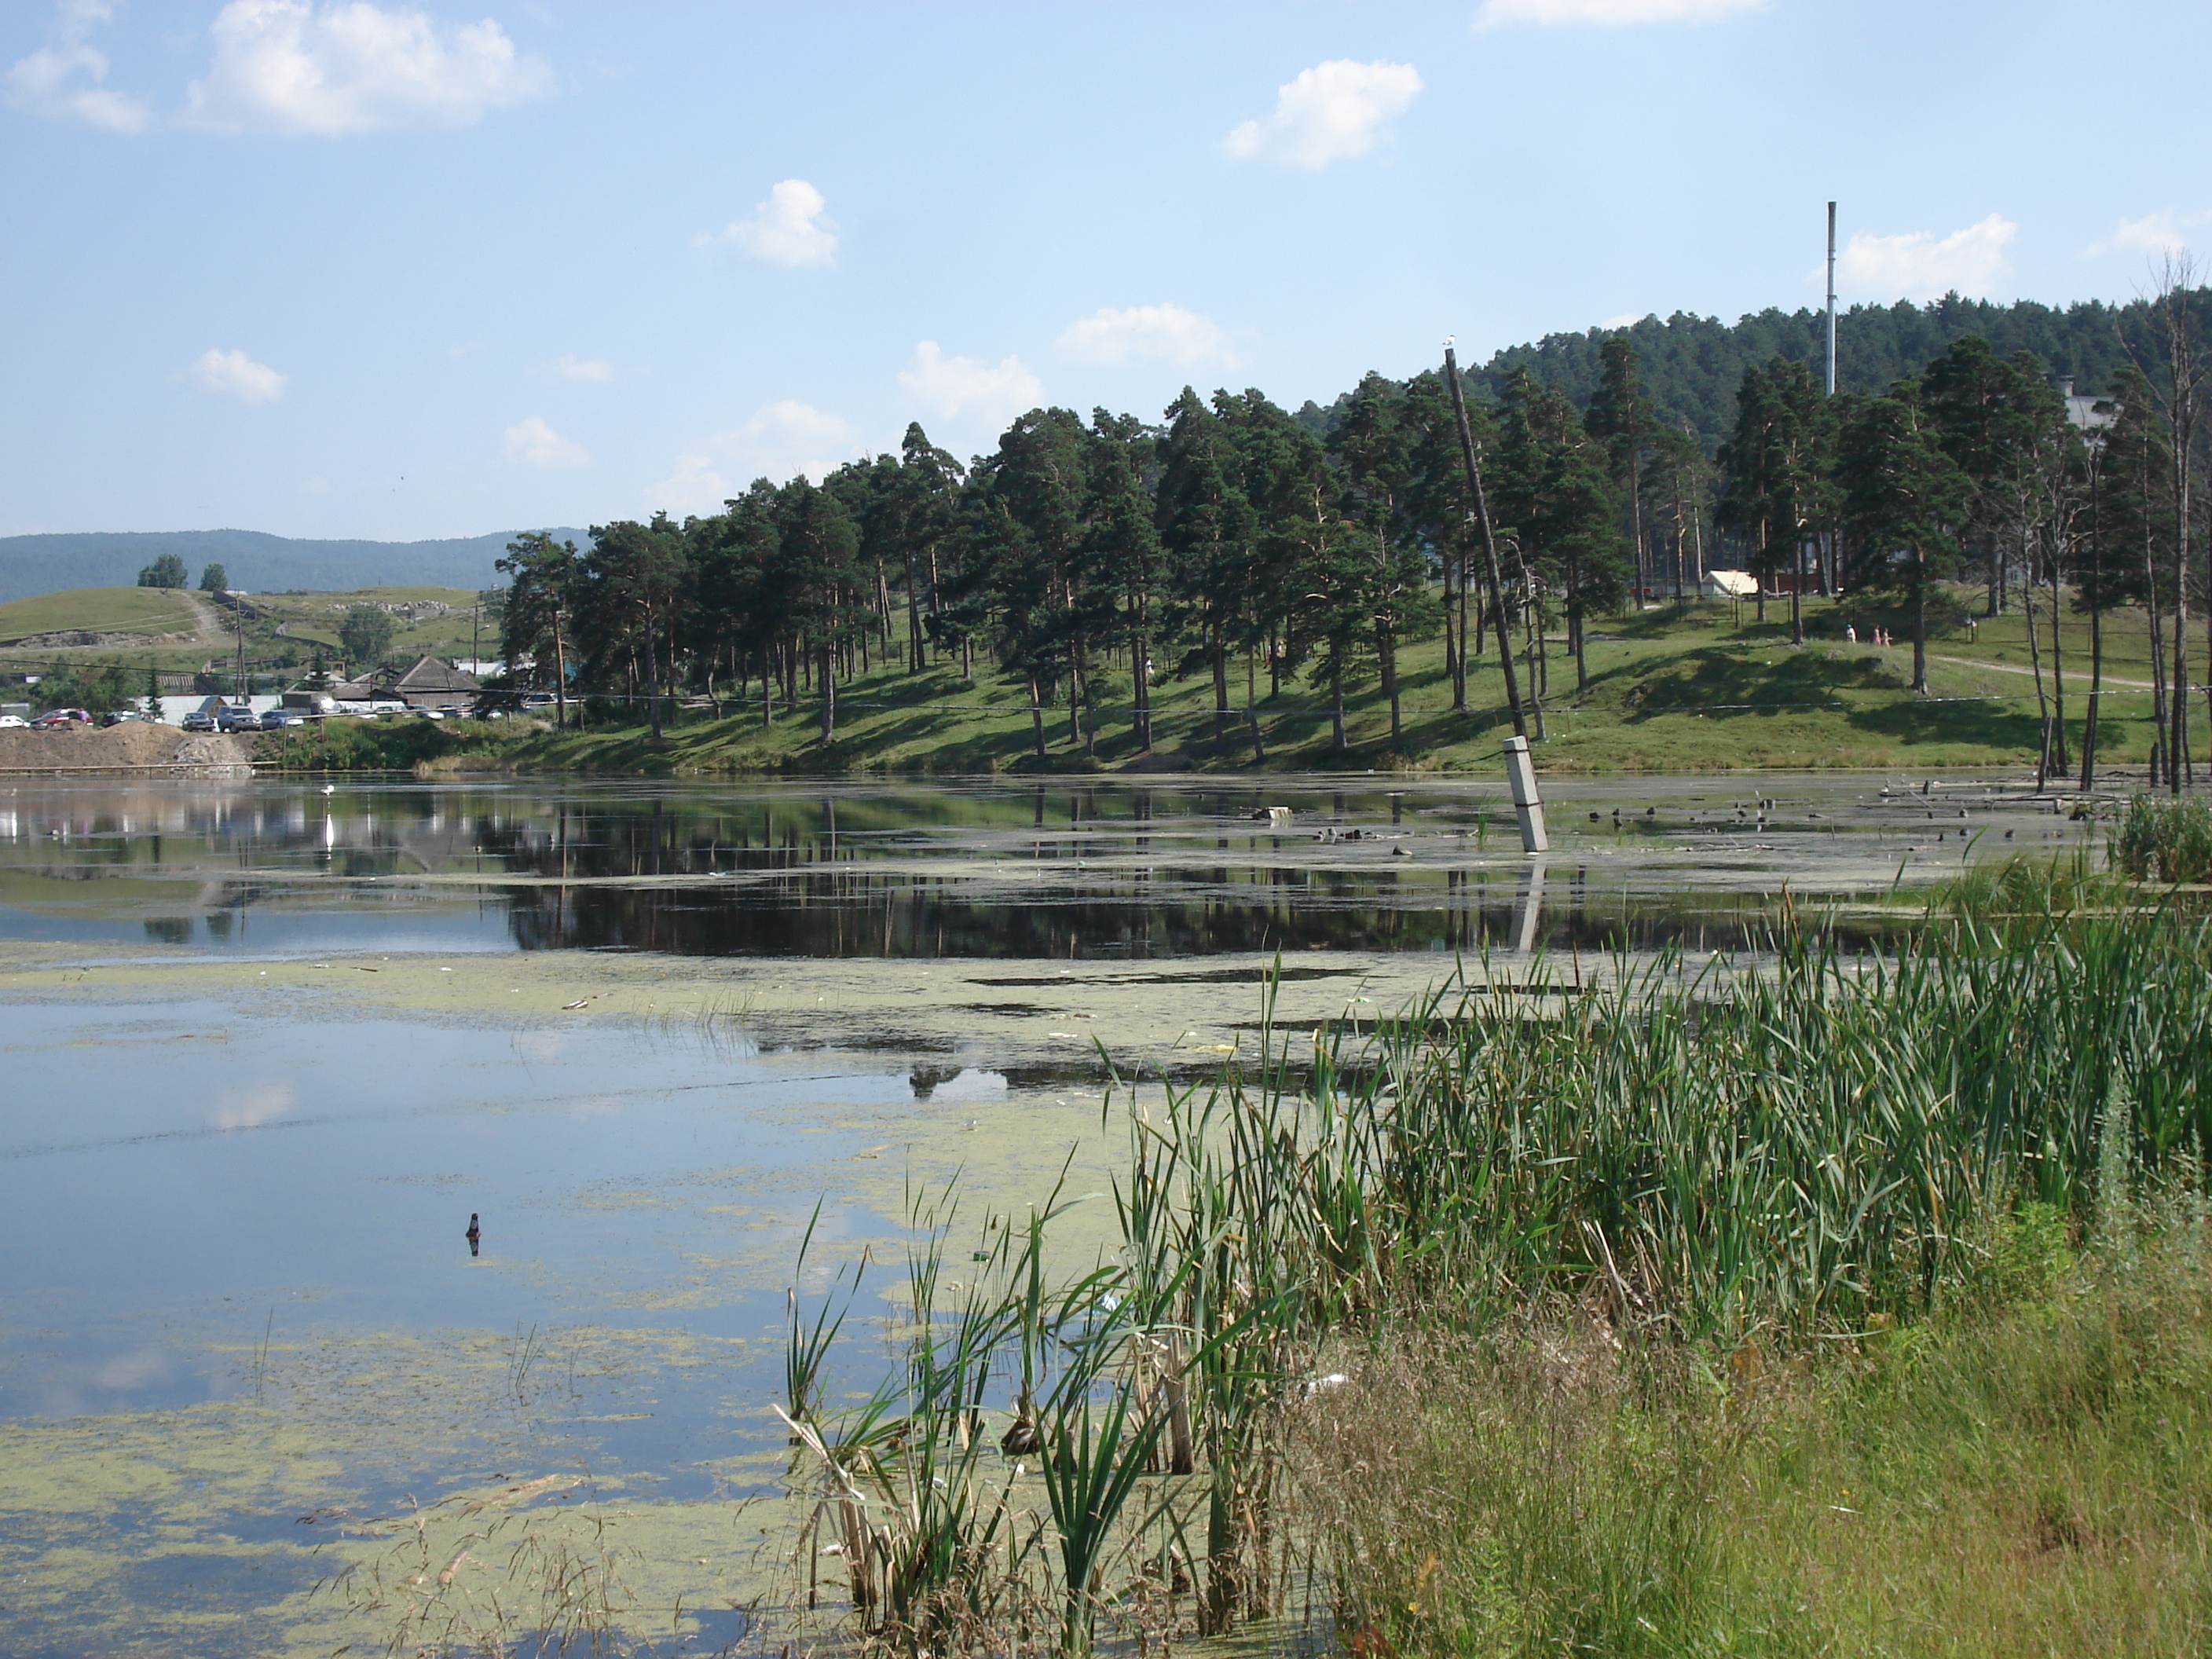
0 584 495 679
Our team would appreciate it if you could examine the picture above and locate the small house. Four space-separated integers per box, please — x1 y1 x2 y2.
330 655 482 712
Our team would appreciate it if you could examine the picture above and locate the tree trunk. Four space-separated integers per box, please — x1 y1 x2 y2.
2048 529 2067 775
903 551 925 673
1755 516 1767 624
1568 562 1588 694
819 644 835 740
2082 597 2103 791
1630 478 1646 612
1330 672 1346 753
2146 497 2169 787
2024 571 2049 791
1027 676 1046 760
1442 549 1460 703
2174 450 2194 793
1210 628 1229 747
1379 627 1401 748
2082 485 2104 790
551 613 567 731
1133 622 1152 749
1910 565 1928 694
645 610 664 739
1789 529 1804 646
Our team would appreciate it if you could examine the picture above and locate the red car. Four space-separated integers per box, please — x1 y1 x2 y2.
31 708 92 730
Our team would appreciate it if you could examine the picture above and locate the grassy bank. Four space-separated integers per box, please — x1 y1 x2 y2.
255 588 2192 777
1309 1207 2210 1656
716 869 2211 1659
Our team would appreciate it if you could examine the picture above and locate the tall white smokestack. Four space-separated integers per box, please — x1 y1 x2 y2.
1826 201 1838 396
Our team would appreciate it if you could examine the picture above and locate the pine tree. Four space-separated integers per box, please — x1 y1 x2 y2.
498 532 580 727
1584 337 1654 611
1157 389 1256 748
1838 384 1972 693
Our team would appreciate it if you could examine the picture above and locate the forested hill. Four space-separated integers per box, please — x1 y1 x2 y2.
0 527 587 604
1305 291 2188 451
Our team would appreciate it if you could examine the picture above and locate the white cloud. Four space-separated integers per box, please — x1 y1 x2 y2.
1837 213 2016 302
504 415 588 468
1224 59 1421 170
188 346 287 402
1057 303 1237 368
650 401 862 518
702 178 837 268
1602 311 1646 328
545 353 613 383
1474 0 1765 24
899 341 1042 426
4 1 152 132
2083 210 2207 259
184 0 552 135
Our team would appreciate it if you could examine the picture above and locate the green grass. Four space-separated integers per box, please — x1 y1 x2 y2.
0 584 492 682
461 588 2182 776
0 585 204 643
2113 795 2212 884
1309 1204 2212 1657
7 579 2196 774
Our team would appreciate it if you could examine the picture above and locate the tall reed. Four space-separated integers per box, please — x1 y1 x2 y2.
779 876 2212 1655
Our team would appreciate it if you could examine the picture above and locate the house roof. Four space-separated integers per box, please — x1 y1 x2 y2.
323 656 481 704
383 655 482 694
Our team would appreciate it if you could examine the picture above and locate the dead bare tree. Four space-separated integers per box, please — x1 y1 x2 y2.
2129 255 2210 792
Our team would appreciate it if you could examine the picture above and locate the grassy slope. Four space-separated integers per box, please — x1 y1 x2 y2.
258 586 492 664
486 588 2181 777
0 584 490 677
0 586 204 643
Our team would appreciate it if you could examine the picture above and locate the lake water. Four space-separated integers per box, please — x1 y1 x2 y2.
0 772 2094 1657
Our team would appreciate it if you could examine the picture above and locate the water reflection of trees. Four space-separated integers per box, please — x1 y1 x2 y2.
500 867 1882 961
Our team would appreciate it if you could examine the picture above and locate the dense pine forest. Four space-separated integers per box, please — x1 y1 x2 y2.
496 284 2212 787
1418 291 2162 448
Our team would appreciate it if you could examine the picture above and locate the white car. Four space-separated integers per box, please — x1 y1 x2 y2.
0 714 26 729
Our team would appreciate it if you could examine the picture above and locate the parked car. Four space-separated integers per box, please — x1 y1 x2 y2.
258 709 301 730
215 705 262 734
181 710 218 733
0 714 27 730
97 710 144 727
31 708 92 729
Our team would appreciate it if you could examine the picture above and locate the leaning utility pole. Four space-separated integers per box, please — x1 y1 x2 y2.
1445 339 1544 852
1444 341 1528 738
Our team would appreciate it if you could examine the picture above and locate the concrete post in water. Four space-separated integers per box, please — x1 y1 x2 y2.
1503 734 1547 855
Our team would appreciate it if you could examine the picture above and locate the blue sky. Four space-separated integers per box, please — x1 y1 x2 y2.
5 0 2209 541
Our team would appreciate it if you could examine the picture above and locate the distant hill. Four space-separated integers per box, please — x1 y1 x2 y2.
1298 290 2208 451
0 528 589 604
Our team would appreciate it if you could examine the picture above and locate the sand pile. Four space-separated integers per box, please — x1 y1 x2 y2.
0 722 253 770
